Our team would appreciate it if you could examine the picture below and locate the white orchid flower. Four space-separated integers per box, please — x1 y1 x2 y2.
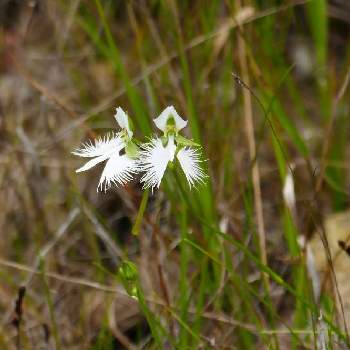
139 106 207 191
72 107 139 192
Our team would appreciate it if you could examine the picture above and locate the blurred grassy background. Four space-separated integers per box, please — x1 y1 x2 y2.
0 0 350 349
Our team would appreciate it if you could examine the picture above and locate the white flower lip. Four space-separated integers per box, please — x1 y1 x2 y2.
153 106 187 132
138 136 206 190
115 107 133 137
97 153 138 192
72 133 139 191
138 137 177 190
166 135 176 162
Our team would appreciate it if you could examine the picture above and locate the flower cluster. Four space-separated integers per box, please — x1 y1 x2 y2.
72 106 207 192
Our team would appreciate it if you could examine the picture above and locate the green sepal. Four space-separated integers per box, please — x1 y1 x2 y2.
125 140 139 159
175 134 200 147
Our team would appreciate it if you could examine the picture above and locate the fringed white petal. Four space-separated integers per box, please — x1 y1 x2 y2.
176 147 206 188
98 153 138 192
139 138 174 190
73 132 138 191
72 133 123 158
153 106 187 132
115 107 133 137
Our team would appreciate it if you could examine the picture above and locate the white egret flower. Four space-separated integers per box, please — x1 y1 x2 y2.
139 106 207 190
72 107 139 192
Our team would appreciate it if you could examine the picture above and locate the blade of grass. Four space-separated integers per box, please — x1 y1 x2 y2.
93 0 151 134
39 258 62 350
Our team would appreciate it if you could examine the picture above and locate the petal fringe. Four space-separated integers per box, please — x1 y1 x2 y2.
72 133 123 158
98 154 139 192
176 147 207 188
138 138 171 190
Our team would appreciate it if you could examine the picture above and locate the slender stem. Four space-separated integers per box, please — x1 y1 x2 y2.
132 188 149 236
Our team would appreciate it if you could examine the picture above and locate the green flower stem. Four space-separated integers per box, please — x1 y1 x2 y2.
132 188 149 236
